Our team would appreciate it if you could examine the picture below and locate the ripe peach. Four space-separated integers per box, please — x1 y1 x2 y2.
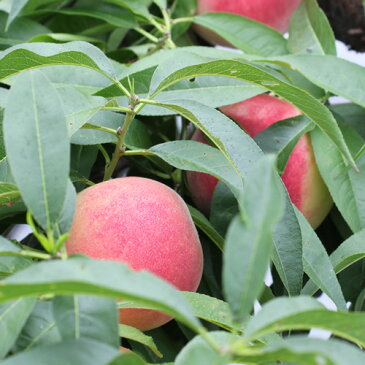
186 94 332 229
66 177 203 331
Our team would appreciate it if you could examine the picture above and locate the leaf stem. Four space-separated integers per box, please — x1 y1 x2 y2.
172 17 194 25
102 106 134 113
123 149 155 157
82 123 118 136
134 27 160 43
103 111 136 181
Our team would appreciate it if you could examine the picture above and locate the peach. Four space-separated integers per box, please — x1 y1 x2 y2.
186 94 332 229
66 177 203 331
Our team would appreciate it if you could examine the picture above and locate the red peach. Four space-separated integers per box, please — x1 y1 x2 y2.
66 177 203 331
186 94 332 229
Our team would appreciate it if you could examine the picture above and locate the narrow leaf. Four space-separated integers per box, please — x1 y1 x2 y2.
119 324 162 357
295 209 346 311
0 257 201 332
0 297 36 358
151 59 355 168
4 69 69 230
194 13 287 56
311 126 365 232
223 156 284 323
288 0 336 55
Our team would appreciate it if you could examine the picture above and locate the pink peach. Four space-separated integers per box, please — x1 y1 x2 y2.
186 94 332 229
66 177 203 331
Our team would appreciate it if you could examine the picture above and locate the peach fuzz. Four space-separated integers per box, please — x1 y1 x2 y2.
186 94 333 229
66 177 203 331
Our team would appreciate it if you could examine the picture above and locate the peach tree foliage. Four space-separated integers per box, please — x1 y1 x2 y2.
0 0 365 364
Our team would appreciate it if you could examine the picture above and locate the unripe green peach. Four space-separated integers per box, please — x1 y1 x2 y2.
66 177 203 331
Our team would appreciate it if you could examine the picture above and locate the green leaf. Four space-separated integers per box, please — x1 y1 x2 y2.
0 12 50 48
245 296 365 347
142 100 262 180
0 257 201 332
103 0 151 20
254 115 314 174
0 182 21 206
53 295 119 348
288 0 336 55
0 237 31 277
14 301 61 352
210 182 238 237
303 229 365 295
49 3 136 29
57 180 76 235
193 12 288 56
275 55 365 109
223 156 284 323
188 205 225 251
119 324 162 357
272 199 303 296
235 336 365 364
295 208 346 311
151 59 355 168
3 338 121 365
175 331 231 365
311 125 365 232
108 352 148 365
5 0 28 29
149 141 242 196
58 86 108 136
0 297 36 359
182 292 238 333
0 41 116 81
4 69 69 230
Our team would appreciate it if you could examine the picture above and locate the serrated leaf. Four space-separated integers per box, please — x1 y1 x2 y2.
4 69 69 230
151 59 355 168
288 0 336 55
223 156 284 323
0 257 201 332
193 13 287 56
